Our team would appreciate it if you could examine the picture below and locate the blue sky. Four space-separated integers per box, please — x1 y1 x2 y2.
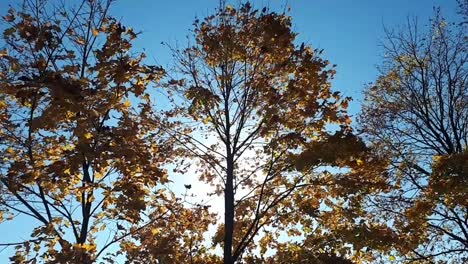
0 0 460 262
106 0 459 115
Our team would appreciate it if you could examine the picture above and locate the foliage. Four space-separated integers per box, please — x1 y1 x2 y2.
165 3 391 263
121 194 219 264
0 0 175 262
1 1 465 263
360 6 468 262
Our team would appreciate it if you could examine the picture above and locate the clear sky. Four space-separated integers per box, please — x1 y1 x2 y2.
105 0 459 115
0 0 461 262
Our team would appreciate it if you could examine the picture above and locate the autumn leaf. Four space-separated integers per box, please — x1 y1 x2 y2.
356 159 363 166
123 99 131 108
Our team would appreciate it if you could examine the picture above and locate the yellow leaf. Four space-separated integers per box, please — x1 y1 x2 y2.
6 147 14 154
84 132 93 139
74 243 96 252
356 159 363 166
63 144 75 151
92 28 99 37
65 111 74 120
151 228 159 235
123 100 131 108
136 79 145 86
389 255 396 262
64 168 71 175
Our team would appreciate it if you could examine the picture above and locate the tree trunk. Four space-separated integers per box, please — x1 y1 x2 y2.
224 154 235 264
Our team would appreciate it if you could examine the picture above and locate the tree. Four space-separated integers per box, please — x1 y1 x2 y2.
0 0 174 262
167 3 390 263
360 5 467 262
121 193 219 264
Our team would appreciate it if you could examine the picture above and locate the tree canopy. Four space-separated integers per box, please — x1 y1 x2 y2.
360 4 467 262
0 0 185 262
0 0 466 264
164 3 391 263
